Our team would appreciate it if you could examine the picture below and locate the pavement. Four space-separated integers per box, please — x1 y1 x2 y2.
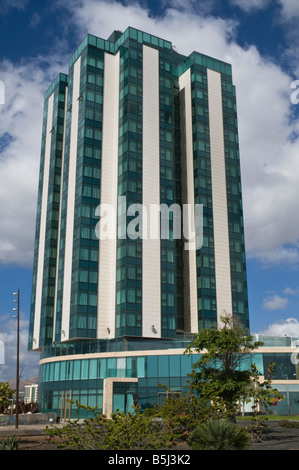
0 424 56 436
246 420 299 451
0 422 66 450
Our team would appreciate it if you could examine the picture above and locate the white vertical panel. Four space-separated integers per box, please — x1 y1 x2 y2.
207 68 233 326
97 52 120 339
179 69 198 334
142 45 161 338
33 92 54 349
53 85 68 342
61 57 81 341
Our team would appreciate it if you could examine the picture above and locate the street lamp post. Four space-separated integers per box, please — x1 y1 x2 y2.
13 289 20 429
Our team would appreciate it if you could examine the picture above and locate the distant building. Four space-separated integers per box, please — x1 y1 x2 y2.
24 384 38 404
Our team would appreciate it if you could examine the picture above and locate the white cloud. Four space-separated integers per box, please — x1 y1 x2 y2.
0 55 68 267
257 317 299 337
0 0 29 15
283 286 299 295
29 12 41 28
159 0 217 15
0 312 40 382
55 0 239 57
278 0 299 21
263 294 289 310
229 0 271 13
273 0 299 76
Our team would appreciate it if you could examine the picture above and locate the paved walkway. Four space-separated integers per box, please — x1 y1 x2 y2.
247 421 299 450
0 422 64 437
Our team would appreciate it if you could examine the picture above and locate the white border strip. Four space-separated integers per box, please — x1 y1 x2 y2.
33 92 54 349
61 57 81 341
142 45 161 338
97 52 120 339
179 69 198 334
53 85 68 342
207 68 233 326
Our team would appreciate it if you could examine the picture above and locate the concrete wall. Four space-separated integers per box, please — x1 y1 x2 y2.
0 412 57 426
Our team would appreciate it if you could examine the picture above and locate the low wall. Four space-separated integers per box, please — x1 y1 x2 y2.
0 412 57 426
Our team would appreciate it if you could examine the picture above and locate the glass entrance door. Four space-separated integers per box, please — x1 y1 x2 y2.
112 382 138 413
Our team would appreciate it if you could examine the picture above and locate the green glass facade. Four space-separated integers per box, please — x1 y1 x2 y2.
38 342 299 417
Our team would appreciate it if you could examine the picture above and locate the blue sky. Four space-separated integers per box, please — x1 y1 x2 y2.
1 0 299 381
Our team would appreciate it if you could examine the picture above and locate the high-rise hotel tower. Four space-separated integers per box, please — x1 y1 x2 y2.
29 28 249 415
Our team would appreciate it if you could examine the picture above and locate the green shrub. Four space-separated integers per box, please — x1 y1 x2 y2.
188 419 251 450
144 388 223 441
0 435 21 450
46 403 173 450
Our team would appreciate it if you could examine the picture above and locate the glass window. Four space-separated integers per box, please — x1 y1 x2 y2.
81 205 91 218
80 247 89 260
99 359 107 379
81 359 89 379
48 363 54 382
158 356 169 377
147 356 157 377
60 361 66 381
167 293 175 307
74 360 81 379
167 271 175 284
180 354 192 376
66 361 73 380
169 355 180 377
127 266 136 280
290 392 299 414
113 390 125 413
79 270 88 283
89 271 98 283
89 293 97 307
127 288 136 303
90 249 98 262
126 357 135 378
81 227 90 239
117 358 126 377
88 315 96 329
137 357 145 377
89 359 98 379
54 362 60 381
127 244 136 257
107 358 116 377
78 292 88 305
168 316 176 329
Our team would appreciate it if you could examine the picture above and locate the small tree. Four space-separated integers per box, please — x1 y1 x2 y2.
0 382 14 412
184 315 263 421
144 385 219 441
248 362 283 441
